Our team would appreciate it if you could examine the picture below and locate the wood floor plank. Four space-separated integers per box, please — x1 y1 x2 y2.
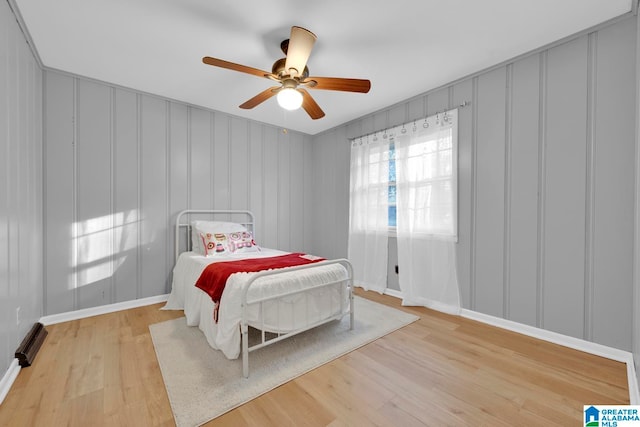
0 292 630 426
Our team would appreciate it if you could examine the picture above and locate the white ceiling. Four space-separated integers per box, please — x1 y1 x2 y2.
14 0 633 135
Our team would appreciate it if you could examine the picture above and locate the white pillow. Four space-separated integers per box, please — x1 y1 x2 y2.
190 220 247 254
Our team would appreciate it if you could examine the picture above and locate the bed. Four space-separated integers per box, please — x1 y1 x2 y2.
163 209 354 378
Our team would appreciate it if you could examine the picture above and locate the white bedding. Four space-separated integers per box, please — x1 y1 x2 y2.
164 249 350 359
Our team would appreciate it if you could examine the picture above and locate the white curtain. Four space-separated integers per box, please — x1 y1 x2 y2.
347 137 389 293
395 109 461 314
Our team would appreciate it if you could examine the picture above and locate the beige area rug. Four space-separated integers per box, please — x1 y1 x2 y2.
150 296 419 427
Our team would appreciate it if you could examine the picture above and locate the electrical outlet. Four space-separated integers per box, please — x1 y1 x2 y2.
16 307 20 326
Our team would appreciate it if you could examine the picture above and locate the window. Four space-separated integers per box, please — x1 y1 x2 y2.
349 109 457 237
395 112 457 239
348 136 390 234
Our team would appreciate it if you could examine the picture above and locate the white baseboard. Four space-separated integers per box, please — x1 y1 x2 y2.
460 309 640 404
460 309 632 363
0 359 20 406
382 288 640 404
627 358 639 405
383 288 403 299
39 294 169 326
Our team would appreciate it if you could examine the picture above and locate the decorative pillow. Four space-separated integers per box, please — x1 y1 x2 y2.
190 220 247 255
226 231 260 253
200 232 233 256
200 230 260 256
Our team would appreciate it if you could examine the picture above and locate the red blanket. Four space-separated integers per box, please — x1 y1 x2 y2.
195 253 326 304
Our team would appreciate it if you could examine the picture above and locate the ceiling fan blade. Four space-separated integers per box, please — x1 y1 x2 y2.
202 56 272 79
284 26 317 78
239 87 280 109
304 76 371 93
299 89 325 120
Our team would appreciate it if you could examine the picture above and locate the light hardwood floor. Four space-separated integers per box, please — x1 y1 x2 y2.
0 289 629 426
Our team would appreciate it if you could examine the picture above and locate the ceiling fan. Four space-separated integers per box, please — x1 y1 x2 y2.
202 26 371 120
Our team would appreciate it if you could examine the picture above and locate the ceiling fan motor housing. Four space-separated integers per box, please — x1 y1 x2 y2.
272 56 309 80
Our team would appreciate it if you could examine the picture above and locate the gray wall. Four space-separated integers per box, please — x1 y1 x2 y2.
0 0 44 375
312 16 637 352
42 72 313 314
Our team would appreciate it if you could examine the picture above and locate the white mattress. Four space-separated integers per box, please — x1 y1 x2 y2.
163 249 350 359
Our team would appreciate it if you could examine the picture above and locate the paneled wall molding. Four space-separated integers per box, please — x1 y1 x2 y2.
584 31 598 342
164 100 172 293
135 93 142 300
503 63 513 319
536 50 548 330
71 78 78 310
109 87 116 303
186 107 192 209
469 76 479 312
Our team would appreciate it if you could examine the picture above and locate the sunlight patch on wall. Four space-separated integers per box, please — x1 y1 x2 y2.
69 209 149 289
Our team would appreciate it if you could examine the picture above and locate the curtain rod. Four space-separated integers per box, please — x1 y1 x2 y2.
350 101 470 142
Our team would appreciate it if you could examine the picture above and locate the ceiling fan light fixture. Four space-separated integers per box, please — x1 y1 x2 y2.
277 88 303 111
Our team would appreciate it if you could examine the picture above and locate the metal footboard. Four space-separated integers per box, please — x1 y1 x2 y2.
239 259 354 378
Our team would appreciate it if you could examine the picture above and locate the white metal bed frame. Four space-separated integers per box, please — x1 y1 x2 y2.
174 209 354 378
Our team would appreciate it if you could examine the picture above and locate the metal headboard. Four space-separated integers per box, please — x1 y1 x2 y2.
174 210 255 261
